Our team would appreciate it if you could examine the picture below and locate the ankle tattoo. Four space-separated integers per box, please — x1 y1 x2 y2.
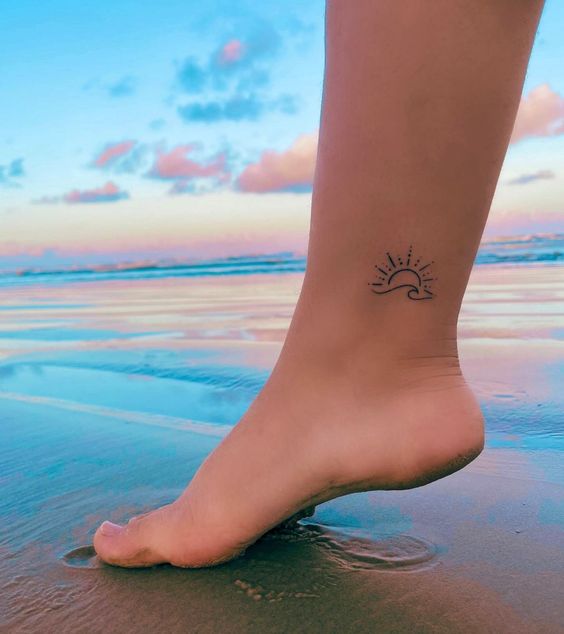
369 246 436 301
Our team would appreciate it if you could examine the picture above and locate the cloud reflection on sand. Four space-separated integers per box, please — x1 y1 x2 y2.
1 265 563 453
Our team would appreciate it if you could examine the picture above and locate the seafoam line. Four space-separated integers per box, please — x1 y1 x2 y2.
0 391 231 438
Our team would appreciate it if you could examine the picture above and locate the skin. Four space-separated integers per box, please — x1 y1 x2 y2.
93 0 545 568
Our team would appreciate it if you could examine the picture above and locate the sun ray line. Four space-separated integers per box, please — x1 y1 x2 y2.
377 267 388 276
387 253 396 267
419 263 431 272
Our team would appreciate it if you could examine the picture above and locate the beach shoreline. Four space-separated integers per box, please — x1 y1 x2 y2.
1 263 563 632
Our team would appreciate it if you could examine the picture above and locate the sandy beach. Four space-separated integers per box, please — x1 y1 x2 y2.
1 263 563 633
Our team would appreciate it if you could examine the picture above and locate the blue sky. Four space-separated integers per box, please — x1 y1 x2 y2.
1 0 563 270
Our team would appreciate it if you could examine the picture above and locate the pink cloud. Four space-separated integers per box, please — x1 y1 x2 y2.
506 169 555 186
511 84 564 143
63 181 129 204
149 145 230 192
93 140 136 167
484 210 564 237
0 243 48 257
237 133 318 193
217 39 245 66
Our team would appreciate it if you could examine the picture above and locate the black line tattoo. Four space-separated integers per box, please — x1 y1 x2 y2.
368 246 436 301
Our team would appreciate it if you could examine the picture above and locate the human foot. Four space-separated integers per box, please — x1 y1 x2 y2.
93 350 484 568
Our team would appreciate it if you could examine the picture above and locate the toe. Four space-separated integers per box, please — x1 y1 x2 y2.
93 509 167 568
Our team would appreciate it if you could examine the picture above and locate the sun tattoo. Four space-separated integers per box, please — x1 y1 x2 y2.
369 245 436 301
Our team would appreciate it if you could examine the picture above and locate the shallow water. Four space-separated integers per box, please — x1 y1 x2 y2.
1 263 563 632
1 264 563 454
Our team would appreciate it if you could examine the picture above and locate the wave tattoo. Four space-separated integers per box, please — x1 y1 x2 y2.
369 246 436 301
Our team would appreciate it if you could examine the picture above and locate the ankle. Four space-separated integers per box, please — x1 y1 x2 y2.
283 311 461 385
289 278 460 363
344 344 465 396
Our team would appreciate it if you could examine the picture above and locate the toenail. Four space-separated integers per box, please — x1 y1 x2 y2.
99 521 124 537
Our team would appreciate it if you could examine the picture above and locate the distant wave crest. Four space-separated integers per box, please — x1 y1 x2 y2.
0 234 562 287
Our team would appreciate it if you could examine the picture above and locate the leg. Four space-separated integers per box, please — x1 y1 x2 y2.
94 0 544 567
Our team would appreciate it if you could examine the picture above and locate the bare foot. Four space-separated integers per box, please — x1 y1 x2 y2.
93 342 484 568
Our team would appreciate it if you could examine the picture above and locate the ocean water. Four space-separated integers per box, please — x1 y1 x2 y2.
1 238 564 634
0 236 563 485
0 234 562 288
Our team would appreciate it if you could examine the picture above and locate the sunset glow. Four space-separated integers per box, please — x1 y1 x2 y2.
1 0 563 272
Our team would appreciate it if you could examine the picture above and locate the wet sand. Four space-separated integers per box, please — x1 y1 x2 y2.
1 264 563 633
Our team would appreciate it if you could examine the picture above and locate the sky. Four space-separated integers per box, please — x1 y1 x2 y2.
1 0 563 271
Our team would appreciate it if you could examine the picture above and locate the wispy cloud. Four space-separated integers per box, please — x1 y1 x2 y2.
237 133 318 193
63 181 129 204
507 169 556 186
91 140 146 173
178 94 262 122
82 75 138 98
215 39 246 66
179 94 298 123
148 144 230 194
175 25 296 123
511 84 564 143
93 140 136 167
0 158 25 187
108 75 137 98
177 58 208 94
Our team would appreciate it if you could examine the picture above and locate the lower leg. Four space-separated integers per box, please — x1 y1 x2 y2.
94 0 545 568
295 0 544 365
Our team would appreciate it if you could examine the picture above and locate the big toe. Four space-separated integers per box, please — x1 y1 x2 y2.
93 510 166 568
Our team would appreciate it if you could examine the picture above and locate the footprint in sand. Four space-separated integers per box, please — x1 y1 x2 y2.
265 522 439 572
62 546 103 569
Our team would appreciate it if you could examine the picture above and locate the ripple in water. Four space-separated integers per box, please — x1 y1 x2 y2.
267 523 438 572
62 546 103 569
